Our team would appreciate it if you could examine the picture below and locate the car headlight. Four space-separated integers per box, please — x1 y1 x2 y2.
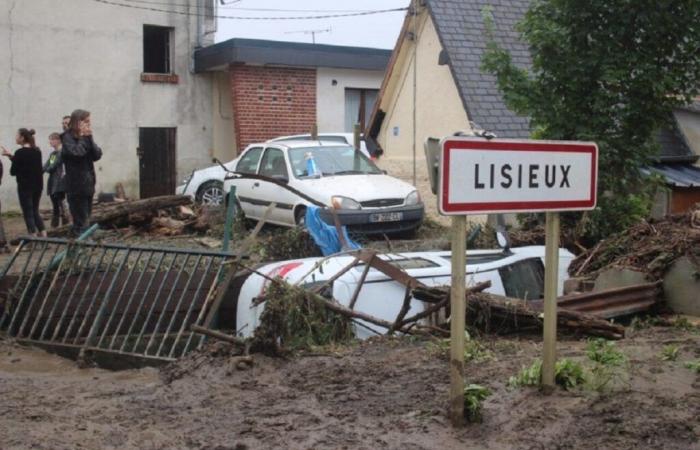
405 190 421 206
331 195 361 210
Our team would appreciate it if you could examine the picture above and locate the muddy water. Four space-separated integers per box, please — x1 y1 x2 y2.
0 326 699 450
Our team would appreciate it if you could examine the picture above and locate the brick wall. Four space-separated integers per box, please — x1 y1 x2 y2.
229 64 317 151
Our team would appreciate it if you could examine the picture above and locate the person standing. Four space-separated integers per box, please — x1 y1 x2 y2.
44 132 69 228
1 128 46 237
0 154 9 251
62 115 70 132
61 109 102 235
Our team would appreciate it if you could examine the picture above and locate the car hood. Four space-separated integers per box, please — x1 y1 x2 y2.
294 174 417 205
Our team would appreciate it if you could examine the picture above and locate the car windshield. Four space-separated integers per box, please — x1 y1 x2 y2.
288 146 382 178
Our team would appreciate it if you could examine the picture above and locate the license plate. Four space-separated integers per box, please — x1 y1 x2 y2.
369 212 403 223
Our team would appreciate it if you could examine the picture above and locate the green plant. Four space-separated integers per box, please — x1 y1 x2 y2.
661 344 680 362
463 384 491 423
427 333 492 363
672 317 695 331
629 316 661 331
685 360 700 374
481 1 700 243
555 359 586 390
586 338 628 391
509 359 543 388
508 358 584 390
252 279 354 354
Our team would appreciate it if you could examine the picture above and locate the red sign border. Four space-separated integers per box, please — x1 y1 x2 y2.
439 138 598 215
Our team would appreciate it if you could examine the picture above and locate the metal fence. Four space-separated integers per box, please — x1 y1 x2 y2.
0 237 236 364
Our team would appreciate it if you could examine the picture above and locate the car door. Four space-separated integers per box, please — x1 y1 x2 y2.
254 146 299 225
231 146 263 219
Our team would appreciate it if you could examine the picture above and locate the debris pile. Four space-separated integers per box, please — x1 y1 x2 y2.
569 204 700 279
47 195 214 237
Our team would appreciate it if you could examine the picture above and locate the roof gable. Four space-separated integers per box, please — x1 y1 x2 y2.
426 0 532 138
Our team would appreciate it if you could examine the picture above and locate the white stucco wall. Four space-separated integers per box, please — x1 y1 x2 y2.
377 13 471 160
0 0 215 210
316 67 385 133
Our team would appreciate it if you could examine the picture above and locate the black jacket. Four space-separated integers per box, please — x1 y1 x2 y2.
61 132 102 196
43 149 66 196
10 147 44 193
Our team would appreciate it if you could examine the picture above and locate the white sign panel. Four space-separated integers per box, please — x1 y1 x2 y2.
439 138 598 215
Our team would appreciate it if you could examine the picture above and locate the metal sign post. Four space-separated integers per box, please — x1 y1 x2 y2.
541 211 560 387
438 137 598 421
449 215 466 424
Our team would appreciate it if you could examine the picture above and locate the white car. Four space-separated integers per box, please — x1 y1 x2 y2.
176 163 230 206
268 133 372 158
222 140 424 236
234 246 575 339
175 134 373 206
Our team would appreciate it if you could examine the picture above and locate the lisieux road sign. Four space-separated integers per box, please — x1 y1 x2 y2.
439 138 598 215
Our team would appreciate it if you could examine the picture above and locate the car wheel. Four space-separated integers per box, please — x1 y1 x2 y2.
196 181 225 206
294 206 307 228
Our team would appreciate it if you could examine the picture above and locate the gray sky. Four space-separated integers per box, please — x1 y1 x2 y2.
215 0 409 49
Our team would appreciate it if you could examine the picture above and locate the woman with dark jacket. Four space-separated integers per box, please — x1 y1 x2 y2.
1 128 46 236
44 132 70 227
61 109 102 235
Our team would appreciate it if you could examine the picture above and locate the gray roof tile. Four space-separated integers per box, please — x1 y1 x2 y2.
426 0 531 138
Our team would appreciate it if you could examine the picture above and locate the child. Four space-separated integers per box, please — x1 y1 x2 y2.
44 132 69 228
1 128 46 236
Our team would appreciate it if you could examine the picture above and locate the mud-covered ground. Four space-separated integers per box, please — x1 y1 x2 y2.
0 325 698 450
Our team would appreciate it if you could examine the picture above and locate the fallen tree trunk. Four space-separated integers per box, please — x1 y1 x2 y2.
49 195 192 236
469 292 625 339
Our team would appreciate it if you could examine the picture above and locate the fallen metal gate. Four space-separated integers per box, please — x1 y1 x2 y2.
0 237 237 365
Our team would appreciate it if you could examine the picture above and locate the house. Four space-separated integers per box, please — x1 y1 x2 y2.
368 0 700 215
646 111 700 216
193 39 391 156
367 0 531 162
0 0 218 208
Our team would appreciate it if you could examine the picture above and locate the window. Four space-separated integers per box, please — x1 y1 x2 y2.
498 258 545 301
345 88 379 132
356 257 439 272
143 25 172 74
259 148 289 179
236 147 263 174
288 146 381 178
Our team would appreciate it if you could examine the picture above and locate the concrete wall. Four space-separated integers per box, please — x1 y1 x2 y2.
316 67 384 133
376 12 471 160
0 0 215 210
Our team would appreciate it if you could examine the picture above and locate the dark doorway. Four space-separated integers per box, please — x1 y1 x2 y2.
138 128 176 198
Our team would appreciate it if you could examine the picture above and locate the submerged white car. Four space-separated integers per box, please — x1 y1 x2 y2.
234 246 575 339
223 140 424 235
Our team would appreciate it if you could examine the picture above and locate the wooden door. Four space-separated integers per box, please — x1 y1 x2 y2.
138 128 176 198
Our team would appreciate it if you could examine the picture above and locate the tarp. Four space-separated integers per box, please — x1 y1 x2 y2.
305 206 360 256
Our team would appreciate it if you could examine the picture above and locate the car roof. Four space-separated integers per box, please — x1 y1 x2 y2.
268 133 363 142
262 140 355 149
